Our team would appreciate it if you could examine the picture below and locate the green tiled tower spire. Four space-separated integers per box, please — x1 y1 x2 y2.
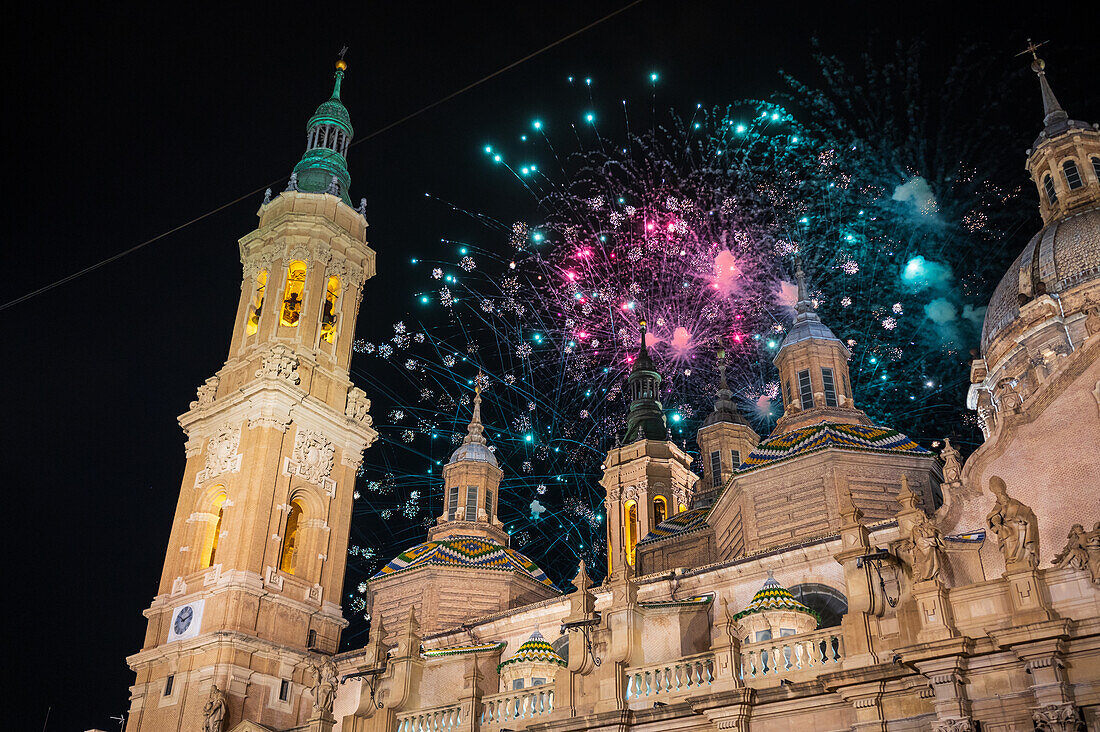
290 52 354 205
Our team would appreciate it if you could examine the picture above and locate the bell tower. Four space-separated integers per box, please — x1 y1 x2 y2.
125 56 378 732
600 320 697 576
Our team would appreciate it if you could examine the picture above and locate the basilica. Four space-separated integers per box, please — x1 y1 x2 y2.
123 50 1100 732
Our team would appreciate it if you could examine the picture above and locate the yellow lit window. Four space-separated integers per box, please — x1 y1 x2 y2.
280 262 307 327
625 499 638 566
653 496 668 525
280 500 304 574
320 276 340 343
246 270 267 335
200 493 227 569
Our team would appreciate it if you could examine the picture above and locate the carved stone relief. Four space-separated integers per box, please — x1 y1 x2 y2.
190 376 220 410
345 387 373 424
285 428 337 496
256 345 301 385
195 425 242 486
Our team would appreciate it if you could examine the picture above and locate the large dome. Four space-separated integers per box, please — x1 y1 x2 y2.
981 206 1100 355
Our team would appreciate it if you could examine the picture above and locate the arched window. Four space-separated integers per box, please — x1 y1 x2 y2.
200 493 227 569
280 261 307 327
1092 157 1100 182
246 270 267 336
653 496 668 525
624 500 638 566
1063 160 1083 190
280 500 304 574
1043 174 1058 205
789 583 848 628
320 276 340 343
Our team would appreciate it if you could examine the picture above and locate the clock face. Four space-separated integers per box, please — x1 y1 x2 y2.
173 606 194 635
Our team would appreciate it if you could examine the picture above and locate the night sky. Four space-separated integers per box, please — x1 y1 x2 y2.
8 3 1097 729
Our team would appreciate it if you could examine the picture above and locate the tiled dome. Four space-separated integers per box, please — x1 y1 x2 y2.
498 630 566 670
981 207 1100 355
371 536 556 588
733 575 819 623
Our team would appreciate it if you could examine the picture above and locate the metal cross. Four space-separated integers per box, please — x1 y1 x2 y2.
338 46 349 61
1017 38 1048 60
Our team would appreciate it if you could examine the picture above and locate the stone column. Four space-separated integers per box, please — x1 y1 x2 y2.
832 479 881 669
992 620 1085 732
901 639 976 732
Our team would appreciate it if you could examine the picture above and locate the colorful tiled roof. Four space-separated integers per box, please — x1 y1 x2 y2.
638 506 712 544
370 536 557 589
739 423 928 472
733 575 819 624
423 641 506 658
498 630 566 671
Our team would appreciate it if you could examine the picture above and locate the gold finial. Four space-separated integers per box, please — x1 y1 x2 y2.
336 46 349 71
475 371 483 397
1017 38 1048 72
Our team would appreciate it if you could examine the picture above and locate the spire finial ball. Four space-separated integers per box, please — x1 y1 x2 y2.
335 59 347 71
1031 57 1045 74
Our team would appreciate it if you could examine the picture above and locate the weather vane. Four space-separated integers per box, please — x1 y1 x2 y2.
338 46 349 61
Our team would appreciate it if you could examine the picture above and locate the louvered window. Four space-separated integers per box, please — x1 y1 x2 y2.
1092 157 1100 182
822 368 838 407
730 449 741 469
710 450 722 487
447 485 459 520
484 488 493 519
465 486 478 521
798 369 815 409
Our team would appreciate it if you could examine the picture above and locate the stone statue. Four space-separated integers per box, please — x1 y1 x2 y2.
1053 522 1100 584
309 656 339 715
908 514 946 583
940 438 962 485
202 684 228 732
1083 296 1100 337
986 476 1039 570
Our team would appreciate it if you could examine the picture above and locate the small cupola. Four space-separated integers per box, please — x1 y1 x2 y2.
289 51 356 205
1021 41 1100 225
772 263 870 434
696 350 759 494
734 571 819 644
623 319 669 443
497 630 566 691
430 381 506 543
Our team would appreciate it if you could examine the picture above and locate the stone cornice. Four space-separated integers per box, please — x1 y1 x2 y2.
179 371 377 458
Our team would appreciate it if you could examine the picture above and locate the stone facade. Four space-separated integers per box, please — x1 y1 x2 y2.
327 55 1099 732
125 54 1100 732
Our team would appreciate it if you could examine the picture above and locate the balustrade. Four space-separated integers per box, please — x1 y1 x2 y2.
480 684 554 728
625 653 715 704
739 628 844 682
396 703 465 732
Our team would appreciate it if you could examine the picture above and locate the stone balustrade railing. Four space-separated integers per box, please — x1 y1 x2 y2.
479 683 555 729
740 627 844 682
396 701 468 732
625 652 715 705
